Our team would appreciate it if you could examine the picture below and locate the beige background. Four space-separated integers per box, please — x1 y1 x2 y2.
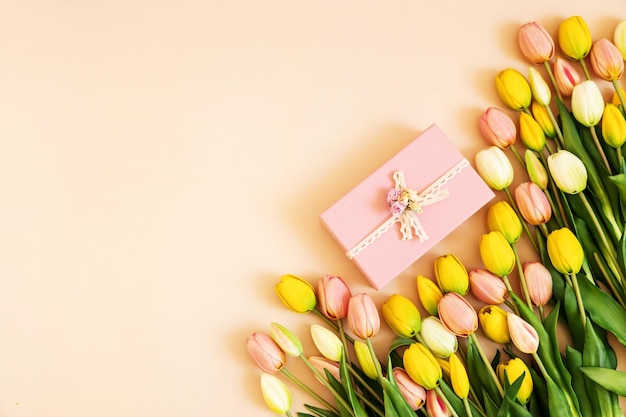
1 1 625 416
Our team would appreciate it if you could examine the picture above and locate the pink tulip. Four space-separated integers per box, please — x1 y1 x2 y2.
347 293 380 339
246 332 286 373
437 292 478 337
318 275 352 320
523 262 553 307
518 21 555 64
426 389 451 417
469 268 508 305
507 313 539 354
393 367 427 410
590 38 624 81
478 107 517 149
554 57 581 97
514 182 552 225
308 356 341 383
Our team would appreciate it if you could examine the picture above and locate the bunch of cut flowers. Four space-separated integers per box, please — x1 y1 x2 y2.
245 15 626 417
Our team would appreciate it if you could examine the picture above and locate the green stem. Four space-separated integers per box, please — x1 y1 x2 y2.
510 146 526 169
502 275 520 315
544 60 563 102
434 386 461 417
286 411 294 417
532 352 581 417
313 310 356 344
469 333 505 397
545 104 564 149
579 58 591 80
337 319 351 364
347 366 384 405
512 243 534 310
365 338 385 389
612 79 626 113
569 272 587 328
592 252 626 309
504 187 539 253
589 125 612 174
299 355 357 417
281 368 339 413
463 397 474 417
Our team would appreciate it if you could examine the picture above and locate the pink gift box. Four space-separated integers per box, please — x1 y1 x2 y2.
320 124 495 290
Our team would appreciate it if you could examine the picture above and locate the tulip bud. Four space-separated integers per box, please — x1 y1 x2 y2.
436 357 451 377
382 294 422 338
528 67 552 106
246 332 286 373
531 100 556 138
496 358 534 404
403 342 442 390
507 313 539 354
571 80 604 127
518 21 555 64
547 227 584 274
417 275 443 316
496 68 532 111
354 340 379 379
308 356 340 383
514 182 552 225
260 373 292 414
553 57 581 97
347 293 380 339
525 150 549 190
615 20 626 60
478 107 517 149
469 268 508 305
317 275 351 320
558 15 593 60
310 324 343 362
269 322 303 357
449 353 470 399
420 316 458 358
602 103 626 148
475 146 515 190
547 150 588 194
590 38 624 81
275 274 317 313
519 111 547 152
478 305 511 344
426 389 451 417
434 254 470 295
486 200 523 244
393 367 427 410
523 262 553 307
479 231 516 277
437 292 478 337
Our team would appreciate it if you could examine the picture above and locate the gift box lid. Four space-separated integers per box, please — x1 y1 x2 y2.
320 124 494 289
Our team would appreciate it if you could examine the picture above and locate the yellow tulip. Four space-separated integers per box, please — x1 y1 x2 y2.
381 294 422 338
558 16 592 60
275 274 317 313
260 373 292 414
479 231 516 277
528 67 551 107
547 228 584 274
519 111 546 152
602 103 626 148
497 358 533 404
615 20 626 60
354 340 379 380
486 201 522 244
531 100 556 139
417 275 443 316
496 68 532 111
434 254 469 295
310 324 343 362
478 305 511 344
403 343 442 390
475 146 515 191
525 149 548 190
449 353 470 399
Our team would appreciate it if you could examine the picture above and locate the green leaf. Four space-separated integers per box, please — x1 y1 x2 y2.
483 388 500 417
564 346 593 417
582 323 619 417
302 405 341 417
501 372 533 417
564 285 585 350
324 370 353 417
466 334 501 406
387 337 414 353
382 356 417 417
543 301 577 402
579 367 626 396
577 275 626 346
545 373 575 417
382 390 399 417
339 348 368 417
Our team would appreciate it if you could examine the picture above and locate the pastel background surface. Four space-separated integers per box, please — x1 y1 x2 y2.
0 1 624 416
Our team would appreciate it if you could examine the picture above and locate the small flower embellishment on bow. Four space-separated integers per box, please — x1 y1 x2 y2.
387 187 424 217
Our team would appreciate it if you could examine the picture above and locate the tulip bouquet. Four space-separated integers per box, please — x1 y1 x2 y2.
244 14 626 417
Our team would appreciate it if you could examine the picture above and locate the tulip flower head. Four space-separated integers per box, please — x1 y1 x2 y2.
420 316 458 358
347 293 380 339
437 292 478 337
547 150 588 194
269 322 303 357
547 227 584 275
354 340 379 379
393 367 427 410
246 332 286 373
497 358 534 404
479 305 511 344
469 268 508 305
602 103 626 148
571 80 604 127
403 342 442 390
317 275 351 320
426 389 451 417
514 181 552 225
590 38 624 81
525 150 549 190
519 111 546 152
531 100 556 138
486 200 522 244
615 20 626 60
479 231 516 277
310 324 343 362
308 356 340 383
558 15 593 60
518 21 555 64
553 57 581 97
528 66 552 106
434 254 469 295
449 353 470 399
417 275 443 316
507 313 539 354
475 146 514 190
381 294 422 338
275 274 317 313
523 262 553 307
496 68 532 111
260 373 292 414
478 107 517 149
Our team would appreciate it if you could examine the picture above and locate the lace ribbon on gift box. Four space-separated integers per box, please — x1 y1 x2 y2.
346 159 469 259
